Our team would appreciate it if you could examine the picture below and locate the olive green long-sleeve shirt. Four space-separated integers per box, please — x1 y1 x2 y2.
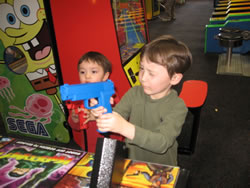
114 86 187 166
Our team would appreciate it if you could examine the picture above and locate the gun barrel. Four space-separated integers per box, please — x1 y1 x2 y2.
60 84 69 101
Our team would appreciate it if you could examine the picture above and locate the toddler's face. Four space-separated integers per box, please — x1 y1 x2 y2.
139 57 174 99
78 60 109 83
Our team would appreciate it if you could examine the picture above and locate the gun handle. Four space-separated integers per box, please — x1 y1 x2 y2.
96 105 114 133
105 104 112 114
97 104 110 134
97 104 112 134
84 97 113 134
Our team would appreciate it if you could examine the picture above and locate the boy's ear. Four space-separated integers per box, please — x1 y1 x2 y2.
170 73 183 85
102 72 110 81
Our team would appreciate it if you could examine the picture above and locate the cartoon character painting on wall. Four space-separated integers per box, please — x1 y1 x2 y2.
0 0 70 143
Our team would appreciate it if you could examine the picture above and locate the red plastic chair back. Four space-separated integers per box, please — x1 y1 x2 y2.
179 80 208 108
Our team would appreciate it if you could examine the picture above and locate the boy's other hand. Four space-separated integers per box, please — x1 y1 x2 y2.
71 109 80 123
89 98 107 117
110 96 114 105
83 109 95 124
90 106 107 118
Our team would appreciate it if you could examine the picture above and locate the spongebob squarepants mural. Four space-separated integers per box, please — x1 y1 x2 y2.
0 0 70 143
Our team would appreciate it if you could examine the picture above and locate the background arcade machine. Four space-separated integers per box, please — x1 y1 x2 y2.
205 0 250 76
205 0 250 54
144 0 160 20
45 0 149 151
0 0 71 144
209 0 250 25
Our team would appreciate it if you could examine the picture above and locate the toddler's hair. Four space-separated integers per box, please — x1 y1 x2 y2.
78 51 112 73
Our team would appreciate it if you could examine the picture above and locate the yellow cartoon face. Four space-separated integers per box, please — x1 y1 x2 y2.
0 0 54 73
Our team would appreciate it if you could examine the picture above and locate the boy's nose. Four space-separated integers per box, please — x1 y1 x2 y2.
140 72 147 82
85 72 91 79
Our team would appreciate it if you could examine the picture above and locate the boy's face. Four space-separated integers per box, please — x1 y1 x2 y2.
78 60 109 83
139 57 182 99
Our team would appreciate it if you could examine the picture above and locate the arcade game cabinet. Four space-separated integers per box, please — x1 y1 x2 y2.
44 0 149 151
0 0 70 143
145 0 161 20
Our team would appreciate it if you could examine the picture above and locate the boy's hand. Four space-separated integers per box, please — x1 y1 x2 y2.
71 108 95 124
110 97 115 105
96 112 122 133
71 109 80 123
90 106 107 118
89 97 113 117
83 109 96 124
96 112 135 140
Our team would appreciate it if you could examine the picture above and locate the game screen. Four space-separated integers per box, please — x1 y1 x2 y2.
0 140 86 187
112 0 148 63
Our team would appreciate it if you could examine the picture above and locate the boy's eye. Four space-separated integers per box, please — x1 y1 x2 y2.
80 71 85 74
92 70 97 74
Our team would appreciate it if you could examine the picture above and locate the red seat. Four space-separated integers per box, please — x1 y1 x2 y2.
178 80 208 155
179 80 208 108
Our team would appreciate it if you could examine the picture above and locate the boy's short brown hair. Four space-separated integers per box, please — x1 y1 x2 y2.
78 51 112 73
140 35 192 78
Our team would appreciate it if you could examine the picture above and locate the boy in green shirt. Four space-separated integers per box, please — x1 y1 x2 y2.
92 35 192 166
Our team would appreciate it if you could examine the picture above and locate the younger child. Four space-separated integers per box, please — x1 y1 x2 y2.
67 51 123 153
92 35 192 166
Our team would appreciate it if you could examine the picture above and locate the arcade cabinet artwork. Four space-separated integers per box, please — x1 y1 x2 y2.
0 135 15 149
55 155 180 188
0 0 70 143
113 0 149 87
0 140 85 187
115 160 180 188
54 153 94 188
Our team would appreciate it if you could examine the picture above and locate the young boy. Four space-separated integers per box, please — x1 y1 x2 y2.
67 51 123 153
92 35 192 166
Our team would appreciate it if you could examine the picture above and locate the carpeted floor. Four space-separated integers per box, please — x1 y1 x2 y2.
148 0 249 187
